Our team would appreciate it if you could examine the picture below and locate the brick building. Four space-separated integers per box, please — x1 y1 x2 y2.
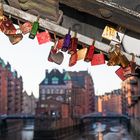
97 89 122 115
22 91 37 115
0 58 23 115
37 69 95 119
0 58 8 115
121 74 140 117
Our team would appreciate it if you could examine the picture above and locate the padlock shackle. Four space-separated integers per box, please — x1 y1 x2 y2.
130 53 135 62
92 39 96 45
53 32 57 42
74 32 77 38
68 27 71 34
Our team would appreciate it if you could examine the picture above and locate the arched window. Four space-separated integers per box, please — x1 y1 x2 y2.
52 77 59 84
56 96 63 102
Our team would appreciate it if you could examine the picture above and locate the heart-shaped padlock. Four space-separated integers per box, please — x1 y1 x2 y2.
8 34 23 45
50 51 64 65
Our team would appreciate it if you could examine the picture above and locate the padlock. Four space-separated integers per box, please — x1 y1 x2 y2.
48 46 56 62
37 30 51 45
115 67 126 81
68 32 78 54
102 25 117 41
123 53 136 77
48 39 58 62
0 3 4 20
8 34 23 45
77 47 88 60
29 16 39 39
50 51 64 65
56 38 64 50
84 40 95 62
69 52 77 67
0 16 16 35
61 28 71 52
91 52 105 66
107 45 121 66
19 21 32 35
119 53 130 68
129 53 136 73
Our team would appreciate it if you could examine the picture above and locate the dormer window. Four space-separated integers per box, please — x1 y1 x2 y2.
52 77 59 84
44 78 48 84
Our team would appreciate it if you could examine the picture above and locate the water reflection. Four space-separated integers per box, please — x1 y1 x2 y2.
21 125 34 140
0 123 34 140
0 122 132 140
98 132 103 140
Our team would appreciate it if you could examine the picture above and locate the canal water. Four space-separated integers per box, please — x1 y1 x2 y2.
0 121 34 140
0 122 133 140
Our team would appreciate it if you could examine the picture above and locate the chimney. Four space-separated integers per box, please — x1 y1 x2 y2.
45 69 48 76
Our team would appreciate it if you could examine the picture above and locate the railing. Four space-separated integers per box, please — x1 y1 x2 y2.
80 113 130 123
0 114 35 120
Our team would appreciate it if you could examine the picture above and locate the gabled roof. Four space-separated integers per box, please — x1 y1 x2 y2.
40 69 65 85
63 72 71 81
40 69 91 88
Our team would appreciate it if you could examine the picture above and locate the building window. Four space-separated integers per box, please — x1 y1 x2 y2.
47 89 50 94
41 88 45 94
50 104 56 108
60 89 64 94
52 77 59 84
56 96 63 102
55 89 59 94
44 78 48 84
51 89 54 94
47 96 52 99
41 95 45 100
41 104 45 108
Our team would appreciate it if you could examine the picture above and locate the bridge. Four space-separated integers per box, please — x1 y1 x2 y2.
0 115 35 120
80 112 130 120
79 112 131 132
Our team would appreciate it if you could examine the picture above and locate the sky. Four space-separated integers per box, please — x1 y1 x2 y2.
0 31 124 98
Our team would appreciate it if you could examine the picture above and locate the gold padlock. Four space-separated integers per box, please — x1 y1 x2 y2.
119 53 130 68
107 45 120 66
0 3 4 20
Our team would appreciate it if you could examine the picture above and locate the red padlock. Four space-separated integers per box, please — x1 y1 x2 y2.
84 40 95 62
56 39 64 50
0 16 16 35
69 52 77 67
91 53 105 65
115 67 126 81
19 21 32 35
37 30 51 45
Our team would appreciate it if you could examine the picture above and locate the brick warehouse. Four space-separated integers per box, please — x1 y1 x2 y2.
0 58 23 115
37 69 95 124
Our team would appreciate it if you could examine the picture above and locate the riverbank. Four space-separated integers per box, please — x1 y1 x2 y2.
0 122 34 140
0 120 23 136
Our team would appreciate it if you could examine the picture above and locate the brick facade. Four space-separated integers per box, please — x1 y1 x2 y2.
36 69 95 119
0 58 23 115
97 89 122 115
